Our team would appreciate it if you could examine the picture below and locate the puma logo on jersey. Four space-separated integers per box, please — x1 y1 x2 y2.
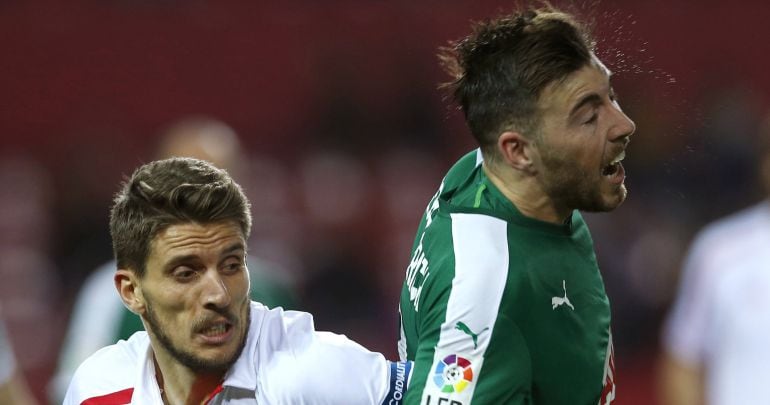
455 321 489 349
551 280 574 310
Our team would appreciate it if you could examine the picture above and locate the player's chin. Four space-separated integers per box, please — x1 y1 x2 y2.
600 184 627 211
203 323 247 367
196 345 241 370
583 184 626 213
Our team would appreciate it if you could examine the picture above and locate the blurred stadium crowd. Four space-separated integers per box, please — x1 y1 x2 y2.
2 1 770 403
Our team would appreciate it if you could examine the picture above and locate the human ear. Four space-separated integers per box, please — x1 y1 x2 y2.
115 269 146 315
497 131 537 174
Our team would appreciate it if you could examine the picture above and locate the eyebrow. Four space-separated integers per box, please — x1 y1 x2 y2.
220 243 246 259
216 243 247 269
163 242 246 272
569 93 602 118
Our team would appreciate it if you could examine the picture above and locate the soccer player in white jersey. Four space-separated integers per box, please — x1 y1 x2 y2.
51 117 297 403
660 114 770 404
64 157 411 404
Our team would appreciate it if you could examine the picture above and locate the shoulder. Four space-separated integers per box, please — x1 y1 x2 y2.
697 202 769 242
63 332 149 404
414 211 510 320
415 210 509 288
423 209 508 255
689 202 770 264
672 202 770 302
439 149 483 198
256 308 389 404
446 211 508 235
257 306 380 361
254 305 317 351
444 149 482 182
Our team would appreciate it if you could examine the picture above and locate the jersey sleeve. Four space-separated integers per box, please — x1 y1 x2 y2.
258 310 413 404
62 332 148 405
303 332 413 404
404 212 531 404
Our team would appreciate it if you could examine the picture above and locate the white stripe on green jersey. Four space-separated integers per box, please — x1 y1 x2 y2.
418 213 508 404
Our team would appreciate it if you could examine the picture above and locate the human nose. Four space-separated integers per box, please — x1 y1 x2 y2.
201 269 231 309
609 105 636 142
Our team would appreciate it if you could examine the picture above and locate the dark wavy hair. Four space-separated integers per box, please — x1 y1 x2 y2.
440 5 594 157
110 157 252 277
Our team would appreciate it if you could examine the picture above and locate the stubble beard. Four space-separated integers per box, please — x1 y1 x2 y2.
144 298 250 375
539 150 622 214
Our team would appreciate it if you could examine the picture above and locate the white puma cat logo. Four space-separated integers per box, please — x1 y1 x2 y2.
551 280 574 310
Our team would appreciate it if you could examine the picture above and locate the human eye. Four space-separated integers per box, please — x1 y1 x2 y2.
583 112 598 125
172 266 198 282
221 257 244 274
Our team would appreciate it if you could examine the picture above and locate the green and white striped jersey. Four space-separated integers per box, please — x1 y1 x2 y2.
399 149 615 405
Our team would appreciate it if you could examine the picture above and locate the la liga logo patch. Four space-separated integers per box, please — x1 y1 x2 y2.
433 354 474 393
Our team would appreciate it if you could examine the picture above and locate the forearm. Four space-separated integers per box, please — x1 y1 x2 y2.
658 352 704 405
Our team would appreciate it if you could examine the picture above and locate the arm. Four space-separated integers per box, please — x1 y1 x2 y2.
404 214 530 404
406 313 530 405
658 353 704 405
258 310 413 404
303 333 413 405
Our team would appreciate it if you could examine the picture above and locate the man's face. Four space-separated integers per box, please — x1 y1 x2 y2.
532 57 636 213
139 220 250 374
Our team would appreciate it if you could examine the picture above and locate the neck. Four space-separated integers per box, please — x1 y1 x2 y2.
153 352 223 405
482 161 570 224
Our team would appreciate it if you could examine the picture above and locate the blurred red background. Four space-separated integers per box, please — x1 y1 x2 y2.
2 1 770 403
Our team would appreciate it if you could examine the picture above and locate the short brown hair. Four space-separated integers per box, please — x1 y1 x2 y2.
110 157 252 277
440 5 594 156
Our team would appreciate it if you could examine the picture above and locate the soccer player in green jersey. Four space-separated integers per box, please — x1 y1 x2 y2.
399 5 635 405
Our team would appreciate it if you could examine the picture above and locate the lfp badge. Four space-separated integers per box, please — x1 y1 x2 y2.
433 354 474 393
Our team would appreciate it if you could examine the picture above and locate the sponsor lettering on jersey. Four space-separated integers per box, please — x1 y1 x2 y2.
406 234 430 312
406 182 444 312
424 397 463 405
384 361 413 405
424 181 444 228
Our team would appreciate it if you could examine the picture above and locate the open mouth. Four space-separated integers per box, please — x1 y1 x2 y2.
602 151 626 177
200 323 232 337
195 318 236 345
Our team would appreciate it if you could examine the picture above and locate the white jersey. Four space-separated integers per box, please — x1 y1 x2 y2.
64 301 412 404
662 201 770 404
51 257 296 403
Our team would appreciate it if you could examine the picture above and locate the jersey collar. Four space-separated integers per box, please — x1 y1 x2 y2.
134 302 266 403
220 301 265 391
